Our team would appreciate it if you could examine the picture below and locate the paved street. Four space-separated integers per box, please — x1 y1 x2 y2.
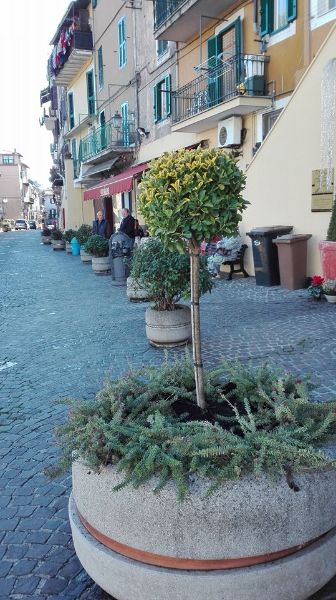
1 230 336 599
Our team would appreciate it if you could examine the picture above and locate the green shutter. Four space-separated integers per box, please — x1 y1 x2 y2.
92 0 97 7
98 47 104 88
86 70 95 116
288 0 297 23
153 85 160 122
260 0 270 36
68 93 74 129
118 17 127 68
165 74 171 117
207 36 220 106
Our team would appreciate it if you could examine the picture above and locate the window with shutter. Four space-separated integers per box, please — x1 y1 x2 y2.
153 75 171 123
260 0 297 35
68 93 75 130
98 47 104 89
317 0 336 15
121 102 129 145
86 70 95 116
118 17 127 68
71 139 77 178
157 40 169 58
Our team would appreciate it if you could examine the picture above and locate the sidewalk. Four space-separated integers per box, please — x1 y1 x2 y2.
0 231 335 598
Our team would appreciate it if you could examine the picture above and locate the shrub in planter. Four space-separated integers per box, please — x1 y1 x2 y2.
41 228 51 237
76 224 93 246
63 229 77 243
84 235 110 275
52 359 336 600
51 229 64 241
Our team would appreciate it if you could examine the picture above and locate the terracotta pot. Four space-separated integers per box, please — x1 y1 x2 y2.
145 305 191 347
319 240 336 280
92 255 111 275
70 461 336 600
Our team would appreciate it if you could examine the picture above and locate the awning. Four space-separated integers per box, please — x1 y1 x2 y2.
84 162 149 201
82 158 119 178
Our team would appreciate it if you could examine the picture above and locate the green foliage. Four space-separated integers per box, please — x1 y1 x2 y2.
138 148 247 252
327 199 336 241
51 229 63 241
63 229 77 243
41 228 51 237
84 234 109 257
130 238 212 310
49 359 336 499
76 224 93 246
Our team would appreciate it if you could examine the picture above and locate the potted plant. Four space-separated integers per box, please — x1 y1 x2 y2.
322 279 336 303
63 229 77 254
41 227 51 245
84 234 110 275
319 196 336 279
308 275 324 300
50 228 65 250
76 224 93 263
53 149 336 600
129 238 212 346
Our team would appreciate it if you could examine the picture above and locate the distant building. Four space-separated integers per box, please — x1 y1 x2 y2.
0 150 33 221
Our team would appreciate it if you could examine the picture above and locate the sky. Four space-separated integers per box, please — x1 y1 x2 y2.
1 0 71 188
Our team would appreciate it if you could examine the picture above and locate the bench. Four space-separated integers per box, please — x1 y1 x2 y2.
220 244 249 281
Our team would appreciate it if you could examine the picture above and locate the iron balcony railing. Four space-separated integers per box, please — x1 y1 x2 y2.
172 54 269 124
79 118 136 162
154 0 187 29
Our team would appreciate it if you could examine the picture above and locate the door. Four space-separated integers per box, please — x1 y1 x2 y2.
208 18 242 106
103 196 114 237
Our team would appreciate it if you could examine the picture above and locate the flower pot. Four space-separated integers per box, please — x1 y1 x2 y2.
324 294 336 303
70 461 336 600
80 248 92 264
145 305 191 347
92 255 111 275
52 239 65 251
319 240 336 280
126 277 151 302
66 241 72 254
41 236 51 245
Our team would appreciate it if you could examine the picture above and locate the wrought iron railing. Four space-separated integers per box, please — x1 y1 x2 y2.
154 0 188 29
172 54 269 124
79 118 136 162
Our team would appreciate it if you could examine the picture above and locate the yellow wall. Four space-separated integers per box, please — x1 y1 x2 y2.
240 25 336 277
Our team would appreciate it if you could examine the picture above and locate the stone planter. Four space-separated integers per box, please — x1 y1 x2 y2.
80 248 92 264
92 255 111 275
41 236 51 245
126 277 151 302
319 240 336 280
52 239 65 251
70 462 336 600
325 294 336 303
66 241 72 254
145 305 191 347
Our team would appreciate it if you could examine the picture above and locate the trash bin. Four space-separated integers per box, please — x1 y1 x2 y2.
273 234 312 290
247 226 293 286
71 237 80 256
109 232 133 286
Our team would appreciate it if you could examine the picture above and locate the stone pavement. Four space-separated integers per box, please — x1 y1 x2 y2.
0 230 336 600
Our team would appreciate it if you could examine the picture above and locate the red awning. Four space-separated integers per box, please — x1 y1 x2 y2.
84 162 149 201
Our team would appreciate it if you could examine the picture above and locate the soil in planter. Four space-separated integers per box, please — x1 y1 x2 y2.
172 382 241 429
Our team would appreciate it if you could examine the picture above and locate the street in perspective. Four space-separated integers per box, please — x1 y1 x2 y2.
1 0 336 599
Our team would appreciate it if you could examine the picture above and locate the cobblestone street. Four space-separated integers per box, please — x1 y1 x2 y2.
1 230 336 599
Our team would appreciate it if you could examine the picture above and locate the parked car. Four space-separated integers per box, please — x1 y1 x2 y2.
28 220 37 229
15 219 28 230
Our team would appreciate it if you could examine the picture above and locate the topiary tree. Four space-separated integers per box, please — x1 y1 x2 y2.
139 148 247 409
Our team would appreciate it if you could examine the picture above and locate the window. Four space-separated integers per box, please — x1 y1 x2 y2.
260 0 297 36
68 92 75 130
2 155 14 164
86 70 95 116
118 17 127 68
71 139 77 178
98 46 104 89
153 74 171 123
157 40 169 58
121 191 132 212
317 0 336 15
121 102 129 145
262 109 282 139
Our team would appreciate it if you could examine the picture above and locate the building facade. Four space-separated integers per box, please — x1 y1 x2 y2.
0 151 33 221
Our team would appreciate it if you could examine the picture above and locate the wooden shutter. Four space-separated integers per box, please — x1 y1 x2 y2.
165 74 171 117
86 70 95 116
68 93 74 129
207 36 220 107
260 0 270 36
153 85 159 122
118 18 126 68
288 0 297 22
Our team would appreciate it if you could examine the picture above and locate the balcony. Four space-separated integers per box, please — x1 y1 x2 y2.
79 118 136 164
154 0 235 41
172 54 272 133
49 30 93 87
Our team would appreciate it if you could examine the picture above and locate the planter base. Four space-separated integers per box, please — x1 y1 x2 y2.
69 493 336 600
149 339 190 348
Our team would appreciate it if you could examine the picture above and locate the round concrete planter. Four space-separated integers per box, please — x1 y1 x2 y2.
92 256 111 275
325 294 336 303
319 240 336 280
41 236 51 245
80 248 92 264
70 462 336 600
52 239 65 251
126 277 151 302
66 241 72 254
145 304 191 347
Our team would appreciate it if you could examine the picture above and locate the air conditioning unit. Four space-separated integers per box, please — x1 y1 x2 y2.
218 116 242 147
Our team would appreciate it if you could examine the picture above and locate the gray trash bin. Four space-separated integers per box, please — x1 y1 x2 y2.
109 232 133 286
246 226 293 286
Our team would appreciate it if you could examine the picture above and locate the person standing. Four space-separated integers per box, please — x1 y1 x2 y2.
93 210 108 238
119 208 135 239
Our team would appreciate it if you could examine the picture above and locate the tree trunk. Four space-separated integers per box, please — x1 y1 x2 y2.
189 241 206 410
